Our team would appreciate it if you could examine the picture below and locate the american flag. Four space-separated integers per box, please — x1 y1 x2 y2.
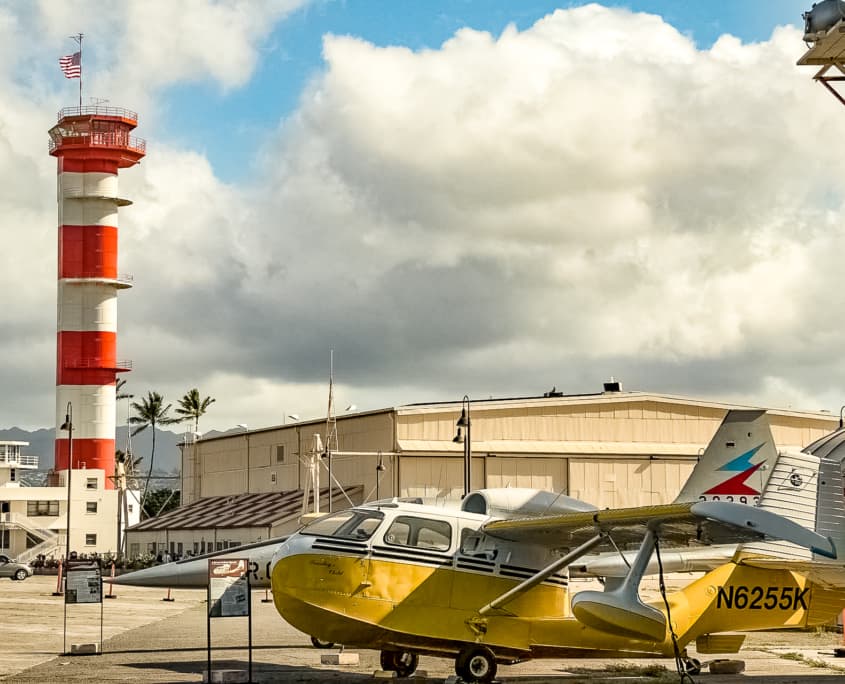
59 52 81 79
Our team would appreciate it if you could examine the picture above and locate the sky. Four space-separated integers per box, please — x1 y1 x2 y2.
1 0 842 434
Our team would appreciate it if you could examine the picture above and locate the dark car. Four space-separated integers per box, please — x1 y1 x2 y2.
0 554 34 580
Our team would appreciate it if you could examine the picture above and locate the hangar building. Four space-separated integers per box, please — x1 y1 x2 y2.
125 388 838 557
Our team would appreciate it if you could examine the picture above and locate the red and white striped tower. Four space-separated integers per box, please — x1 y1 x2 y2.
48 106 145 488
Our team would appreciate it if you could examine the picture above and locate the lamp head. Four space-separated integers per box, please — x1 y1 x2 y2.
452 427 465 444
456 407 469 428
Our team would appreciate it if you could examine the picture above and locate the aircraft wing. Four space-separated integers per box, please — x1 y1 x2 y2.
482 501 836 558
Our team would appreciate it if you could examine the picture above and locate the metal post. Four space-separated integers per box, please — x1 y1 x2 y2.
465 398 471 496
61 402 73 655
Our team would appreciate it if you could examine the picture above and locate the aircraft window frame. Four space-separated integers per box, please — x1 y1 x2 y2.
383 515 453 552
300 510 384 541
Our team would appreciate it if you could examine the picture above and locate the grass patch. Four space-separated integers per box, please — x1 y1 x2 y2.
603 662 669 677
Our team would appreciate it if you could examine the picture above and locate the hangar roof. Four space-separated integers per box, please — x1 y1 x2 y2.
128 486 363 531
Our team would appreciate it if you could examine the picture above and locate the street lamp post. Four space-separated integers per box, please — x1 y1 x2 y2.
237 424 250 493
375 452 386 501
452 396 471 497
60 402 73 561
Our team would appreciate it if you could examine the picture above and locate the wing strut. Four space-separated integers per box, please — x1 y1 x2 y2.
478 533 606 616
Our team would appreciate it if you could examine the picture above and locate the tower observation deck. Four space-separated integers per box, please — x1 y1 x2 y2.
48 105 145 487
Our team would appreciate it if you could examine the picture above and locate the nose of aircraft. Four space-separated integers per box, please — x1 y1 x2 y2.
111 559 208 587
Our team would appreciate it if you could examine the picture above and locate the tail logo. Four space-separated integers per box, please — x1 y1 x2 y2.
703 444 765 496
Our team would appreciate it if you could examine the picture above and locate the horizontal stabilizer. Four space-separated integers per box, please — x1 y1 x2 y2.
690 501 836 559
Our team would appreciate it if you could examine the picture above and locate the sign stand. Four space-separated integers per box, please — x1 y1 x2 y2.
207 558 253 683
63 560 103 655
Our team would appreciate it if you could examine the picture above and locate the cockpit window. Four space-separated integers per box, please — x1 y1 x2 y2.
383 516 452 551
301 510 384 541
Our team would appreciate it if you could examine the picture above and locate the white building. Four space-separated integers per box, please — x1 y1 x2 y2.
0 440 140 562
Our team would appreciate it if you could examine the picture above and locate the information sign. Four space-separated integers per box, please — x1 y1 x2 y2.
65 567 102 604
208 559 250 618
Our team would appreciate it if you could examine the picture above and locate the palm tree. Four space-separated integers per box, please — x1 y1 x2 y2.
175 388 216 433
129 391 179 514
116 378 133 401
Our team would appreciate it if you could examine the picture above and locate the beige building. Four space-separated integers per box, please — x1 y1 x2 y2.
121 390 839 556
183 391 837 507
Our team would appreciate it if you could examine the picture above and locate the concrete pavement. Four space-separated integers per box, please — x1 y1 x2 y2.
3 576 845 682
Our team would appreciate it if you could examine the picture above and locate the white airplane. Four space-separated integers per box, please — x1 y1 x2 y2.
116 410 845 682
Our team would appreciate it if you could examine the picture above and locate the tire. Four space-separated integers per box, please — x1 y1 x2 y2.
709 658 745 675
380 650 419 677
309 636 335 649
456 646 497 684
13 569 28 581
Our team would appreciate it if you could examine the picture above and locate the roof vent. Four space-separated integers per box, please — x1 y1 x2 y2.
543 385 564 398
603 379 621 393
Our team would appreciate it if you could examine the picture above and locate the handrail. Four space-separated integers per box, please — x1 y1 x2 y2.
48 133 146 155
57 105 138 121
0 453 38 467
63 359 133 370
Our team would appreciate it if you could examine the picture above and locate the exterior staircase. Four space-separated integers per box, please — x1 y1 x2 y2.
1 512 62 563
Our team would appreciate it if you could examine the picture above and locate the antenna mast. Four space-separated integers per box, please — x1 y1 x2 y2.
325 350 338 512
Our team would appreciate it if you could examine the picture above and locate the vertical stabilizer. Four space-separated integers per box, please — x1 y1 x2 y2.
674 410 776 504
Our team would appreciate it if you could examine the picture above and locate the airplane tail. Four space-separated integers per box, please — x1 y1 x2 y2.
736 427 845 564
673 410 777 505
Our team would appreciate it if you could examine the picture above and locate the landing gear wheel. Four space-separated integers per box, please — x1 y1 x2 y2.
456 646 497 684
13 569 27 581
380 649 419 677
309 636 335 649
680 656 701 676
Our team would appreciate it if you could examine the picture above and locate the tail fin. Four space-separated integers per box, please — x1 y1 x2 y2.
736 428 845 562
674 410 777 504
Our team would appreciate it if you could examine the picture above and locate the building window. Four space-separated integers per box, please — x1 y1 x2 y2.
193 542 199 555
127 504 133 513
85 534 97 546
1 529 9 548
27 501 60 516
86 478 97 490
9 468 15 482
275 445 285 464
86 502 97 514
26 532 40 549
270 472 277 484
129 543 140 558
216 541 223 551
147 542 156 553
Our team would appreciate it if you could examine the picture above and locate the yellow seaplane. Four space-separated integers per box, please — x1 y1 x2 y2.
114 410 845 681
268 411 845 682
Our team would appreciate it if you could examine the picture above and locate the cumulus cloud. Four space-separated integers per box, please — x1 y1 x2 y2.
3 2 845 433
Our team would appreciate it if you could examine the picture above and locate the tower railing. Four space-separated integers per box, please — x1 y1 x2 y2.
57 105 138 121
48 133 146 155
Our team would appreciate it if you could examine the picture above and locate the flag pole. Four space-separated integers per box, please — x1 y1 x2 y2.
75 33 83 108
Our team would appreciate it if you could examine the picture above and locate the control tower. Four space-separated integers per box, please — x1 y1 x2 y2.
48 106 145 488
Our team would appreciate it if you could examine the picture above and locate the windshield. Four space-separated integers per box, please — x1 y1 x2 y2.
300 509 384 541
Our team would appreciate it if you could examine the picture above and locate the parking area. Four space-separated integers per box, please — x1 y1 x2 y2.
2 576 845 682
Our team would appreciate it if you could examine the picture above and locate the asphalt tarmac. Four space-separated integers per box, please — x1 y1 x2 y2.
3 576 845 683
